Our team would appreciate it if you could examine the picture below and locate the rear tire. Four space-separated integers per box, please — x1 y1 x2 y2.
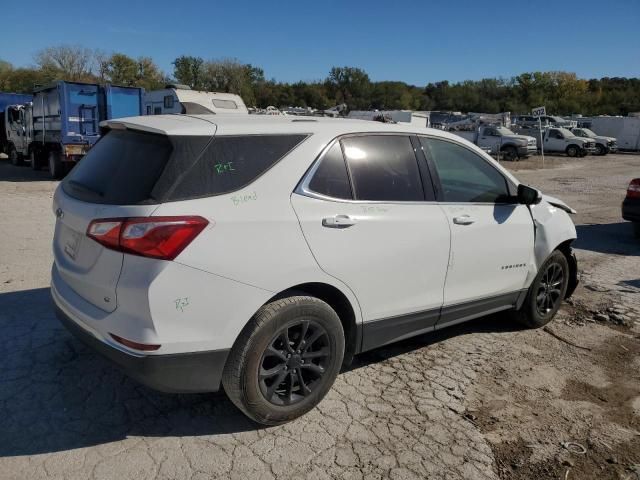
512 250 569 328
31 150 43 170
48 151 64 179
222 296 345 425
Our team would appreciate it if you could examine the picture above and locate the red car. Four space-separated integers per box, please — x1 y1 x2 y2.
622 178 640 238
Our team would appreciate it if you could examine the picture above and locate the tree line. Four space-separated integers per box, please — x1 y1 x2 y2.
1 45 639 115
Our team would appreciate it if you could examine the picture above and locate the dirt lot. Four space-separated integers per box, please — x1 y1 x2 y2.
0 153 638 480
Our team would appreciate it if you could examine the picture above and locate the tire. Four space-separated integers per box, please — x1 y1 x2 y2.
512 250 569 328
595 144 606 156
31 150 43 170
48 151 64 179
8 145 22 166
501 145 518 162
222 296 345 425
566 145 579 157
633 222 640 239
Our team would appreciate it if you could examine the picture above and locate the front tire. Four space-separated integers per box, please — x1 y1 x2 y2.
501 145 518 162
566 145 579 157
513 250 569 328
595 144 607 156
222 296 345 425
9 145 23 166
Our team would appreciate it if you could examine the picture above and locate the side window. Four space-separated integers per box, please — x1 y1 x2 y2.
164 95 174 109
167 135 308 200
484 128 496 136
341 135 424 202
421 137 510 203
307 143 352 200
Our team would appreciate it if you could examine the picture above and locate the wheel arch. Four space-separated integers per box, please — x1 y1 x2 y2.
554 239 578 298
266 282 361 365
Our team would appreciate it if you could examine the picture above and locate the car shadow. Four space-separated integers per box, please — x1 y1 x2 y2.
0 287 522 457
0 161 53 182
574 222 639 256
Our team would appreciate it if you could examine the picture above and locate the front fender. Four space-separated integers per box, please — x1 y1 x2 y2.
531 200 577 268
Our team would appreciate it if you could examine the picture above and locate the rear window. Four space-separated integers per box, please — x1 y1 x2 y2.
166 135 307 201
212 99 238 109
62 129 174 204
62 131 307 204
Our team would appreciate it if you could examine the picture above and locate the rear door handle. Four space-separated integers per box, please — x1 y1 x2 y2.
453 215 475 225
322 215 356 228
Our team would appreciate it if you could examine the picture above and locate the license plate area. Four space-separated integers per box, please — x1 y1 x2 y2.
64 229 82 259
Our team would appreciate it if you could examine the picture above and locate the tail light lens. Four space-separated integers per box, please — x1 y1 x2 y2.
87 216 208 260
627 179 640 199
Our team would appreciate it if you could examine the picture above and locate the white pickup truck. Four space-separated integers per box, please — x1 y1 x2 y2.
519 127 596 157
452 125 537 161
570 127 617 156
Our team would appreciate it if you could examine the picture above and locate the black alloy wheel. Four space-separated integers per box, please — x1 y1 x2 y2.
258 320 331 406
535 261 564 317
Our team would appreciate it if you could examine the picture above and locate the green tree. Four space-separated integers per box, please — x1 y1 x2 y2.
106 53 139 86
172 55 204 89
327 66 372 110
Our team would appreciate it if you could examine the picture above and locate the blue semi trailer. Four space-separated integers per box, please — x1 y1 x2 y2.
28 81 143 178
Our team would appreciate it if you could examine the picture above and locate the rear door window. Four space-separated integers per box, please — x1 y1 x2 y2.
307 143 352 200
341 135 424 202
166 135 308 201
63 129 174 204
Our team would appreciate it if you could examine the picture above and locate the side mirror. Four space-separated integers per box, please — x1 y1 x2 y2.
517 184 542 205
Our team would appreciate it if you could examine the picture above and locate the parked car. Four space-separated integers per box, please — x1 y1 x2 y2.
451 125 537 161
570 127 617 155
622 178 640 238
51 115 579 425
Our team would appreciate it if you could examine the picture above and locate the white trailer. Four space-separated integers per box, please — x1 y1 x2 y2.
144 85 248 116
581 116 640 151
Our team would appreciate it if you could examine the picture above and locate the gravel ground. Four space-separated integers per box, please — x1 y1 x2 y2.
0 153 638 480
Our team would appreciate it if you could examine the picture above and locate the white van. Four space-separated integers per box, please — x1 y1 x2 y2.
143 85 248 115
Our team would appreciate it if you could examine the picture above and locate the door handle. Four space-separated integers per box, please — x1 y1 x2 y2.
453 215 475 225
322 215 356 229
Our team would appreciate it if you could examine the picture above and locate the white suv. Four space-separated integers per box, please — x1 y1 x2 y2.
51 115 578 424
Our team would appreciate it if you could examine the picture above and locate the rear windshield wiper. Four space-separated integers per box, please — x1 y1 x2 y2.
67 180 104 198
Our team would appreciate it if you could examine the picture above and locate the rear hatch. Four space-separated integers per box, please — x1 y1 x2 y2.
53 124 211 312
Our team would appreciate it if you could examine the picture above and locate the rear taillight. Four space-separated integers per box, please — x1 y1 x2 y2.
87 216 208 260
627 179 640 199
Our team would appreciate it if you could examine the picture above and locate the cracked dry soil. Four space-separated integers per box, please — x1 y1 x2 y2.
0 153 639 480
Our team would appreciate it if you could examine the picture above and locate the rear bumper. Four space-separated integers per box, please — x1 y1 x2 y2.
54 300 229 393
622 197 640 223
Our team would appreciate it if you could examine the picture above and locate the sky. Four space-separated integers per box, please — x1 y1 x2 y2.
1 0 639 85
